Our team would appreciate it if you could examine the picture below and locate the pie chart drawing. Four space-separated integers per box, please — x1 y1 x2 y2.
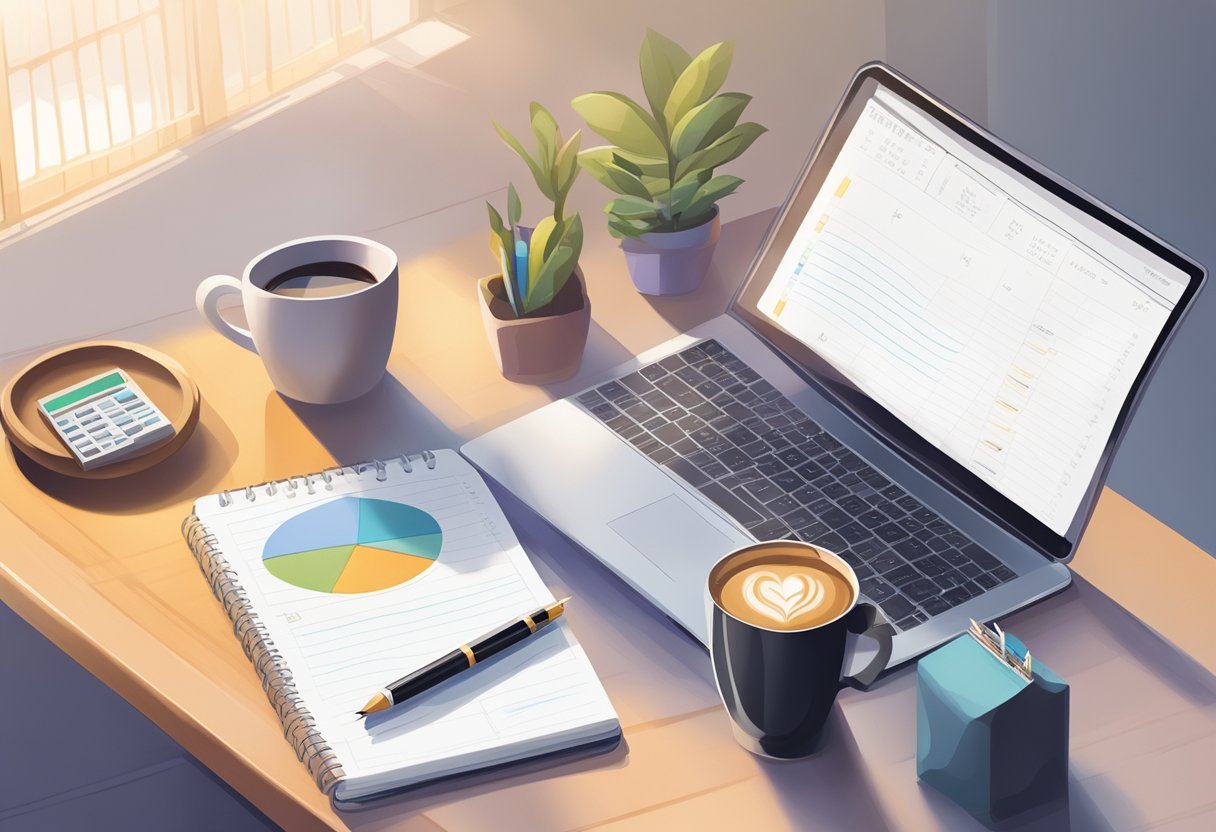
262 497 443 594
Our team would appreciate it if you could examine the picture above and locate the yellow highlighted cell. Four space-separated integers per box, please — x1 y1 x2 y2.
774 298 787 317
834 176 852 197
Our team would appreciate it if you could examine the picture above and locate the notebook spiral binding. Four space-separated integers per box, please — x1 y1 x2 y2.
179 451 438 795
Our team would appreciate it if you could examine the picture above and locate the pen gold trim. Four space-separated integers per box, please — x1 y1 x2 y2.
357 596 572 717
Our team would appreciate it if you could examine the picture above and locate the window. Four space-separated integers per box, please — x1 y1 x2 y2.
0 0 428 228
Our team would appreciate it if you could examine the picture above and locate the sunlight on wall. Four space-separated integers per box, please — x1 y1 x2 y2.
0 0 439 227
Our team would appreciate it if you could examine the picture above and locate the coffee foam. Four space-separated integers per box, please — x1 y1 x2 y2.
713 549 854 630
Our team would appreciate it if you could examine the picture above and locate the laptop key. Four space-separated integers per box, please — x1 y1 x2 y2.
880 594 915 621
818 506 851 527
700 483 763 526
766 495 799 515
974 572 1000 589
836 495 869 515
901 579 941 604
858 509 888 528
662 457 710 487
860 577 896 602
990 564 1017 583
742 479 782 503
769 470 805 491
852 539 886 558
751 518 793 541
795 520 831 540
897 612 927 631
874 523 910 543
963 543 1002 570
893 538 931 560
639 363 667 381
885 564 919 586
920 597 951 616
870 552 905 574
821 483 850 501
810 531 843 550
838 521 872 544
913 553 950 576
652 423 684 444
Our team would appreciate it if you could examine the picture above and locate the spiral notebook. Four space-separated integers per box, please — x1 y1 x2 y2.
181 449 620 806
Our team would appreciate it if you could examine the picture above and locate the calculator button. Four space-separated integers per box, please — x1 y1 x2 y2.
100 442 113 449
81 447 99 457
64 425 80 434
80 416 101 425
74 407 95 417
124 402 144 412
114 389 135 403
55 418 69 426
114 415 132 426
124 424 143 436
143 417 160 426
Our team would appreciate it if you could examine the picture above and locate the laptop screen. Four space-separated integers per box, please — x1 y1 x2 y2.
733 65 1203 556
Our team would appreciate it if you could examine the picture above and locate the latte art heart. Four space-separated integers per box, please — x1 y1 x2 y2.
741 570 827 624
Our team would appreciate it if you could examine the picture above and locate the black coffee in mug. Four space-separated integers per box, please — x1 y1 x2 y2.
708 541 895 759
264 261 378 298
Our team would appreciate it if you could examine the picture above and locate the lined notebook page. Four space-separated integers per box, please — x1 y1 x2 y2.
194 450 618 798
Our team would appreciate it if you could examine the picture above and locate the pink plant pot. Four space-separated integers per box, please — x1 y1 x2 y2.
620 208 721 296
478 266 590 384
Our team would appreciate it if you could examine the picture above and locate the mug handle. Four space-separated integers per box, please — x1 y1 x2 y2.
196 274 257 352
840 602 895 690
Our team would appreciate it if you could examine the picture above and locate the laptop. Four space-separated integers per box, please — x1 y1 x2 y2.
462 62 1206 671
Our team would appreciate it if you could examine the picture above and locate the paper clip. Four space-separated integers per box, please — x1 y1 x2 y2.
968 618 1033 682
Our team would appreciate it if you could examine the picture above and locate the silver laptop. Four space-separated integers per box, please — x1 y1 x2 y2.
462 62 1205 671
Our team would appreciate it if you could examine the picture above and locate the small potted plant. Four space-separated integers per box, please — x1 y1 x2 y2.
480 103 588 384
572 29 766 296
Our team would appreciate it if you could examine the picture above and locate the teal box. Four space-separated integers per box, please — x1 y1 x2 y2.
916 633 1069 825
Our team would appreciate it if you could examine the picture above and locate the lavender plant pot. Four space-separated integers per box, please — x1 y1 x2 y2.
478 266 590 385
621 208 721 296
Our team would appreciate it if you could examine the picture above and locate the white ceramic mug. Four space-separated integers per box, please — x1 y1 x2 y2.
195 236 398 404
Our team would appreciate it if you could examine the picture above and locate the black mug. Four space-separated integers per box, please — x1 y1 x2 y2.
708 540 895 759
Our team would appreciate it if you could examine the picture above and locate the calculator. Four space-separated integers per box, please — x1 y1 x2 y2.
37 369 175 470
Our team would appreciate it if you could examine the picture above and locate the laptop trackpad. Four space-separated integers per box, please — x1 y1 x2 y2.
608 496 735 583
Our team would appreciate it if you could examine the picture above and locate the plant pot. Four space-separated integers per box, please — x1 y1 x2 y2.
478 266 590 384
620 207 721 296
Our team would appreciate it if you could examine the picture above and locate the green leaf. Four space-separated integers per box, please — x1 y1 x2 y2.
667 174 706 215
554 130 581 198
612 152 644 177
662 41 734 131
607 217 651 238
486 201 504 234
578 149 654 199
528 215 559 293
529 101 558 172
506 183 521 227
494 121 554 199
639 29 691 129
571 92 667 157
675 121 766 179
678 174 743 223
670 92 751 159
605 195 662 220
522 244 574 313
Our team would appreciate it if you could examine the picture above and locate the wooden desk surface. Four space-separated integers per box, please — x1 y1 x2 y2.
2 210 1214 832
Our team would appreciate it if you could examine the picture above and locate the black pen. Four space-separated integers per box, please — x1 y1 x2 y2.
356 596 571 716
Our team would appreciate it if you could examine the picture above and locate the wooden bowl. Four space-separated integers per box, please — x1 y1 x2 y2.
1 341 200 479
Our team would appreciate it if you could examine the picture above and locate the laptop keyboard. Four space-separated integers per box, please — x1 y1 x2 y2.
574 339 1017 633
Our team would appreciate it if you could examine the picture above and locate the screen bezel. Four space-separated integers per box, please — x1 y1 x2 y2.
731 62 1206 560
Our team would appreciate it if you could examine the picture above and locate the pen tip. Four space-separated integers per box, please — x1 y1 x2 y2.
559 596 572 605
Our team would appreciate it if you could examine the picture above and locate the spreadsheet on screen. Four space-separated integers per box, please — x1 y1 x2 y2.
757 88 1188 536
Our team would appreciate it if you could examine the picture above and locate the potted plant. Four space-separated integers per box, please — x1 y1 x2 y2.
572 29 766 296
480 103 589 384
